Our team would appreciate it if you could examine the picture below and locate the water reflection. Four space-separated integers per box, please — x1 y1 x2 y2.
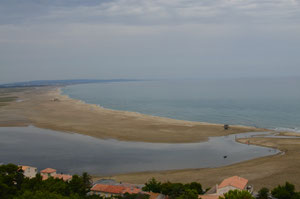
0 126 279 175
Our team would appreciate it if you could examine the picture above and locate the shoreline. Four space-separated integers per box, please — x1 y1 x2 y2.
58 86 266 131
0 86 265 143
100 136 300 191
2 86 300 191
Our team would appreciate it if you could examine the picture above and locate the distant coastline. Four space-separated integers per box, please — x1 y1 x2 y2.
0 79 142 88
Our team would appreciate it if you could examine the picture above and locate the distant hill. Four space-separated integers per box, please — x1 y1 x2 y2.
0 79 141 88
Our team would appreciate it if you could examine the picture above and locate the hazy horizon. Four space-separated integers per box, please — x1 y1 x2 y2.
1 0 300 83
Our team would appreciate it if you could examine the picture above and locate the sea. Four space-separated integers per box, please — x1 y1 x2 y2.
62 77 300 132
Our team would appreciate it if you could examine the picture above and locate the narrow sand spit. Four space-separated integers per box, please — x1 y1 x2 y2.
0 86 263 143
2 87 300 191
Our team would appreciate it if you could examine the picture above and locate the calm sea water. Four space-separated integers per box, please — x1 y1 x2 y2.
62 78 300 132
0 126 278 175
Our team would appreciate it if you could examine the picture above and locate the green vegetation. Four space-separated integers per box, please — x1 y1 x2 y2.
0 164 147 199
116 193 149 199
142 178 203 199
256 187 269 199
271 182 300 199
219 190 255 199
2 164 300 199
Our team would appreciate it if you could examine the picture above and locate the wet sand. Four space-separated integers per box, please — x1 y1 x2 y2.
0 86 263 143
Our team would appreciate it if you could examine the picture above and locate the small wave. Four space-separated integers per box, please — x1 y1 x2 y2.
274 127 300 133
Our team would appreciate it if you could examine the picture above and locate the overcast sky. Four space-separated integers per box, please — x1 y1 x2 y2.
0 0 300 83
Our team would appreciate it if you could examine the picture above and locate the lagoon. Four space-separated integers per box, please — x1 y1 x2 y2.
0 126 279 175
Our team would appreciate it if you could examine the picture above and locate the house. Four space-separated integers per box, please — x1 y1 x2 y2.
53 174 73 182
19 165 37 178
40 168 72 182
199 176 252 199
198 195 219 199
90 184 145 198
90 184 127 198
148 192 166 199
42 173 73 182
123 187 143 194
217 176 250 195
40 168 57 177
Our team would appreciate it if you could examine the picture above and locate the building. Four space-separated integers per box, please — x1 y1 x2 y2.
148 192 167 199
90 184 127 198
216 176 250 195
53 174 73 182
40 168 57 177
90 183 145 198
42 173 73 182
40 168 72 181
123 187 143 194
19 165 37 178
198 195 219 199
199 176 252 199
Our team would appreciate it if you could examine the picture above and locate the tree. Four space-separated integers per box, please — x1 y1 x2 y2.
142 178 162 193
0 163 104 199
118 193 150 199
0 163 24 198
185 182 204 194
69 175 86 196
161 182 185 197
219 190 255 199
82 172 93 193
256 187 269 199
13 190 72 199
142 178 204 199
271 182 300 199
176 189 198 199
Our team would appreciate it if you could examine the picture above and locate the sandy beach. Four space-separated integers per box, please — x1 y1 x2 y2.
0 86 262 143
105 135 300 191
1 86 300 191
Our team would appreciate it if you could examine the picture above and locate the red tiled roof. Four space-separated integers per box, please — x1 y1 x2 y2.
122 187 142 194
218 176 248 190
41 174 48 180
198 195 220 199
40 168 56 173
148 192 161 199
91 184 126 194
53 174 72 181
19 165 29 171
19 165 36 171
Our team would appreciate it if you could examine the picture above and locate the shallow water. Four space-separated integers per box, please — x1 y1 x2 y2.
62 78 300 132
0 126 279 175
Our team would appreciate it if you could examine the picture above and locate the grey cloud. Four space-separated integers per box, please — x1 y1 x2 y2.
0 0 300 83
0 0 299 25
